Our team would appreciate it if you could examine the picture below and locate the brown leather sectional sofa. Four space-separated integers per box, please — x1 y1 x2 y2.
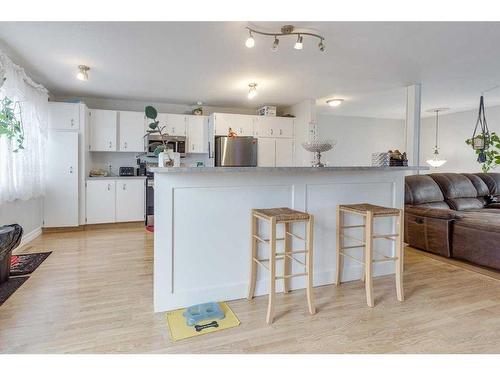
405 173 500 270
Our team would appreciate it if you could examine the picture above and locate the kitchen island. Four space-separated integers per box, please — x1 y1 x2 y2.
152 166 425 312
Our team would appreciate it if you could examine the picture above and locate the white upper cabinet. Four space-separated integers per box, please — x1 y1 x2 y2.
158 113 186 136
89 109 118 151
257 138 276 167
275 138 295 167
213 113 256 136
256 116 294 138
119 111 145 152
187 115 208 153
48 102 80 130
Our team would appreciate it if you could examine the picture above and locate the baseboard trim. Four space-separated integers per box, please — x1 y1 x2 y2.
19 227 42 248
42 221 144 233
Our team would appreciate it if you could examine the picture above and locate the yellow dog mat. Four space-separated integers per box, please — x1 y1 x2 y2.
166 302 240 341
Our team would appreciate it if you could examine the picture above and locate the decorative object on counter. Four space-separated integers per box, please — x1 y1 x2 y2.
258 105 277 117
183 302 225 326
192 101 203 116
245 24 325 53
227 127 238 138
371 152 390 167
388 150 408 167
301 140 336 167
89 168 109 177
165 301 240 341
0 96 24 152
426 108 448 168
158 149 175 168
145 105 174 167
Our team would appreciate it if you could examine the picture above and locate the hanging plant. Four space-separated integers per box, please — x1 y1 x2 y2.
0 96 24 152
466 132 500 172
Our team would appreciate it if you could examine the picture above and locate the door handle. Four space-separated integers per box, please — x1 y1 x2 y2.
107 184 111 191
69 166 73 174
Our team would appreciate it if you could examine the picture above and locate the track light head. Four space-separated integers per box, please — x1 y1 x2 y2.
294 35 303 50
245 31 255 48
76 65 90 81
271 37 279 52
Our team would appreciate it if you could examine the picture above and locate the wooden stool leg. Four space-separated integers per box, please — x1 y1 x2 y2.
266 217 277 324
335 207 343 285
395 210 405 302
247 214 258 300
364 211 374 307
361 215 366 283
306 215 316 315
283 222 291 293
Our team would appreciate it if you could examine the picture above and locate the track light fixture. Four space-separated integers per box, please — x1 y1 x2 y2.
247 83 257 99
244 25 325 52
76 65 90 81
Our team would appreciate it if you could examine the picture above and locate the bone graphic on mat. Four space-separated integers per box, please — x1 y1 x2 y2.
194 321 219 332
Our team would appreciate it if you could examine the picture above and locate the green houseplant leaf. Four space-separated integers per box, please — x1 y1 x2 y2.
145 106 158 120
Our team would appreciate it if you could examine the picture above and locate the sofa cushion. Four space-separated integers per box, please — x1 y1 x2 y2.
430 173 485 210
457 211 500 233
463 173 490 197
476 173 500 196
405 175 446 206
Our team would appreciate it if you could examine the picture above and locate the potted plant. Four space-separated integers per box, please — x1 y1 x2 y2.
144 105 173 167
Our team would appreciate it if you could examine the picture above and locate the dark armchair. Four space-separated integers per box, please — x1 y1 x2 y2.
0 224 23 283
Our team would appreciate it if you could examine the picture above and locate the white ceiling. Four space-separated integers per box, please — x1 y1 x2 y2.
1 21 500 119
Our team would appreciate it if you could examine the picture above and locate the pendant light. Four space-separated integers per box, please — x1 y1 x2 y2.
247 83 257 99
426 108 448 168
76 65 90 81
471 95 491 163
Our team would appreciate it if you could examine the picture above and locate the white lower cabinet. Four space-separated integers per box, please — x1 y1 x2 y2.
116 179 145 222
86 178 145 224
86 180 116 224
257 138 294 167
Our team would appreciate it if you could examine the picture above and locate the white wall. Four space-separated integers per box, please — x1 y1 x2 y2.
317 114 405 166
0 198 43 244
420 105 500 173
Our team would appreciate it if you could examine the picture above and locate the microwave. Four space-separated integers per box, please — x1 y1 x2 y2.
145 134 186 158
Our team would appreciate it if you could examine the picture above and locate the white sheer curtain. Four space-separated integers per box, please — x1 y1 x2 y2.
0 50 49 204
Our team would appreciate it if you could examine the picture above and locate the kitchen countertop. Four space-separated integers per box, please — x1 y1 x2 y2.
149 166 428 173
86 176 147 180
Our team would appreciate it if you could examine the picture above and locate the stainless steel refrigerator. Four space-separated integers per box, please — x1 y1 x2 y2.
215 136 258 167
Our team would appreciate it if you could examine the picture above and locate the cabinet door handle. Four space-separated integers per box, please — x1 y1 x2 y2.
69 166 73 174
279 129 283 136
192 144 195 151
172 127 175 133
109 141 112 149
239 127 243 134
123 184 126 190
270 129 274 135
107 184 111 191
70 118 74 127
124 142 127 149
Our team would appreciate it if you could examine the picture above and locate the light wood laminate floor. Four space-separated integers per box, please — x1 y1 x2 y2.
1 225 500 354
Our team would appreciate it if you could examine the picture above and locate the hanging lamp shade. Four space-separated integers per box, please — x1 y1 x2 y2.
471 95 491 163
426 108 447 168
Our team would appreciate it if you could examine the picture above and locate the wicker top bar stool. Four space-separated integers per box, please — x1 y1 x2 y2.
335 203 404 307
248 207 316 324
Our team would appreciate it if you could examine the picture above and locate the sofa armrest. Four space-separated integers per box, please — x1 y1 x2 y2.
405 206 461 220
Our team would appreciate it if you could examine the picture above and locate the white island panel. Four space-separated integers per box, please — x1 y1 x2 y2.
153 167 422 312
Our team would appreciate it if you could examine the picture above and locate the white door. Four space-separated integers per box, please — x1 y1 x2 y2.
43 131 79 227
187 115 208 153
48 102 80 130
214 113 255 136
119 111 145 152
164 114 186 136
257 138 276 167
116 179 145 222
275 138 295 167
86 180 116 224
89 109 117 151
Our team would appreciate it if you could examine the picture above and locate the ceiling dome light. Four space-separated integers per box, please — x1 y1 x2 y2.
294 35 303 50
318 39 325 52
326 98 344 107
245 31 255 48
247 83 257 99
76 65 90 81
271 37 279 52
